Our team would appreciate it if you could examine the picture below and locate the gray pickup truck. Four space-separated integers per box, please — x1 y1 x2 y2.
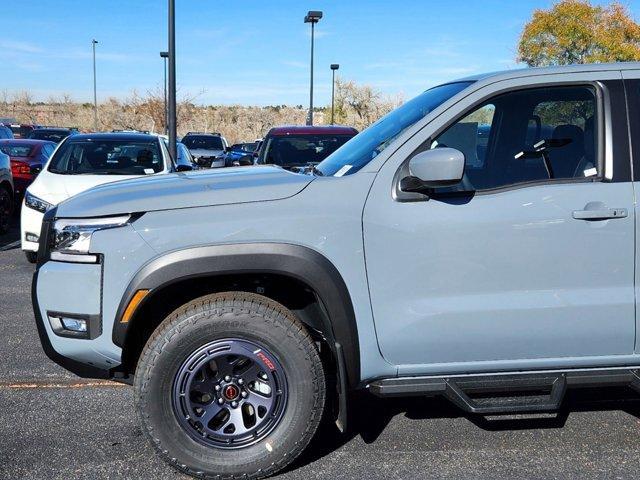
33 62 640 479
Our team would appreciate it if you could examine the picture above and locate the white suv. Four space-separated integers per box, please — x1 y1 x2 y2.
21 132 173 262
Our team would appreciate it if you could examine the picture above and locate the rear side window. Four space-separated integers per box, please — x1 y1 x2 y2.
0 145 33 157
430 85 598 192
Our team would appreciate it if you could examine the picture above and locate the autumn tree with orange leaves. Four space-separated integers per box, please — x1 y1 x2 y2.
518 0 640 66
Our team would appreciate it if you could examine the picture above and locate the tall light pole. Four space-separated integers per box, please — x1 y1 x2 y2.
304 11 322 126
330 63 339 124
167 0 177 161
92 39 99 131
160 51 168 134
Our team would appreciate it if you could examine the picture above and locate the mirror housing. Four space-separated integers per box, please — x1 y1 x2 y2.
176 164 193 172
403 147 465 192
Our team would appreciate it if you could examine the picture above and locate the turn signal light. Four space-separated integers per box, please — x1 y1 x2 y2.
121 289 150 323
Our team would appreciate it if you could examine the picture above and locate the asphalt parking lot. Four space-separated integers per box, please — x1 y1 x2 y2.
4 219 640 479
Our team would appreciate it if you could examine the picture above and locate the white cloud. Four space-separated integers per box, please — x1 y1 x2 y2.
0 41 42 53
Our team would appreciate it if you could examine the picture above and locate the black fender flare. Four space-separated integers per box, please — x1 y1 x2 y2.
112 242 360 388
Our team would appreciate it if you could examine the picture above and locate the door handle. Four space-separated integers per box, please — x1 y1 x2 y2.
572 207 627 220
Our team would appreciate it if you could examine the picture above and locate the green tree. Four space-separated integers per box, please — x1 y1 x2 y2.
518 0 640 66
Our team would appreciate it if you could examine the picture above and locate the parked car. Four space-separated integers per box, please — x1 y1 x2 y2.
0 150 13 233
222 142 259 167
28 127 76 143
21 132 173 263
181 132 228 168
0 139 56 199
33 62 640 479
255 125 358 171
0 124 14 139
5 123 40 139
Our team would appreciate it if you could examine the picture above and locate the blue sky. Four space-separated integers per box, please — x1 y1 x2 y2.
0 0 636 106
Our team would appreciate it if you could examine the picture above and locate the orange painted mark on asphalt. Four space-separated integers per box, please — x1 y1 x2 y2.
0 380 126 390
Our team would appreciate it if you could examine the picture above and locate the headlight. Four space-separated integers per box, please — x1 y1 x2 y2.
25 191 53 213
50 215 130 263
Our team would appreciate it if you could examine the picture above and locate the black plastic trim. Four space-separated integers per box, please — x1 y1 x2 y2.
112 243 361 387
46 311 101 340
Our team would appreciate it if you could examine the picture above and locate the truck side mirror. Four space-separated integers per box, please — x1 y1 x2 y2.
401 147 465 193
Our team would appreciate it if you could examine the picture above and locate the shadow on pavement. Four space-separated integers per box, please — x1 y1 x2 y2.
285 386 640 474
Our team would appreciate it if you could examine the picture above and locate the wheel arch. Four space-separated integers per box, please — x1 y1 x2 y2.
113 242 360 389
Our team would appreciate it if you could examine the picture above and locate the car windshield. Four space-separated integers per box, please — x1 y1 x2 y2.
316 81 474 176
29 130 70 143
48 139 164 175
0 144 33 157
182 136 224 150
261 134 355 167
232 143 256 152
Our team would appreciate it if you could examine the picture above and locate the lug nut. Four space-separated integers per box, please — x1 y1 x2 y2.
241 391 248 398
231 401 238 408
214 385 221 391
237 378 244 385
260 372 268 380
217 398 224 405
224 375 231 382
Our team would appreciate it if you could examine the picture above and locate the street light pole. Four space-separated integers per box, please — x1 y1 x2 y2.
304 11 322 126
92 39 98 131
168 0 177 161
160 51 168 134
330 64 339 124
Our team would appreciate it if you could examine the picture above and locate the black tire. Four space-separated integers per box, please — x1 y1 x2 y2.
24 251 37 263
0 185 12 234
134 292 326 479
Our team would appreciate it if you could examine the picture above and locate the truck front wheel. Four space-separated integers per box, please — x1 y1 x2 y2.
134 292 326 479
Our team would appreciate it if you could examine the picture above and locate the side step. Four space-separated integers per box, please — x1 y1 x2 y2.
369 368 640 414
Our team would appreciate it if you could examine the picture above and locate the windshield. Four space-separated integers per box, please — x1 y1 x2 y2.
29 130 71 143
261 134 355 167
316 81 473 176
0 144 33 157
48 139 164 175
182 135 224 150
232 142 257 152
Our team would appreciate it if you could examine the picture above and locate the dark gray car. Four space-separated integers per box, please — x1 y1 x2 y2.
0 150 13 233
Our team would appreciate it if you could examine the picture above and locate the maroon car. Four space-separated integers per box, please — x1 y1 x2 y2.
256 125 358 171
0 139 56 198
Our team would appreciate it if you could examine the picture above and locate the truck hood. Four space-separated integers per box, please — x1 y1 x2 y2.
55 166 314 218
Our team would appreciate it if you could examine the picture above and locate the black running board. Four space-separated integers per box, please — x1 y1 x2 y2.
369 368 640 414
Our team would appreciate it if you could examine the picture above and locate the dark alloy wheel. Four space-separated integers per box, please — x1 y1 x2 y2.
172 338 288 449
0 187 12 234
135 292 326 479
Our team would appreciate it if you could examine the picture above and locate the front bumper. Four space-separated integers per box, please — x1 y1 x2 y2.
32 209 158 379
32 266 111 379
21 202 44 252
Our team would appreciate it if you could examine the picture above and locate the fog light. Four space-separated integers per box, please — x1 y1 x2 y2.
61 318 87 332
25 232 39 243
47 312 97 339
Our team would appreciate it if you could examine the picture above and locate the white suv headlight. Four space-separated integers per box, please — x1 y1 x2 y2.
25 191 53 213
50 215 130 263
